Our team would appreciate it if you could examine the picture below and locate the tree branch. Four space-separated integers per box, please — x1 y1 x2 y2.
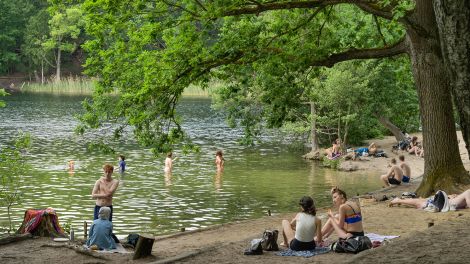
373 15 387 46
222 0 349 17
309 38 408 67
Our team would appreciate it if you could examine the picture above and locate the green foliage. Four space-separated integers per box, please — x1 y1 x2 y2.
79 0 416 152
0 89 8 108
322 156 341 170
0 132 32 233
22 9 53 72
0 0 42 73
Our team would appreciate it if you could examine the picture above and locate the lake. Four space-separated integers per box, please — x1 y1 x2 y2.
0 92 381 236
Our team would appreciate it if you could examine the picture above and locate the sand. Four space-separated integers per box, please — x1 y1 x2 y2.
1 132 469 264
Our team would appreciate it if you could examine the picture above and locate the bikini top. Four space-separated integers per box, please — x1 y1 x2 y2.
344 204 362 224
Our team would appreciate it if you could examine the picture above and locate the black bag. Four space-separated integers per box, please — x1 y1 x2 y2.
126 234 140 248
331 236 372 254
261 229 279 251
244 239 263 255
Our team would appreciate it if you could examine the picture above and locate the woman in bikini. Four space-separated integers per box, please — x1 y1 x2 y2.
321 187 364 239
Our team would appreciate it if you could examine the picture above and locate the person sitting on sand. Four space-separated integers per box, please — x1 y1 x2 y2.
408 136 420 155
321 187 364 240
326 138 342 159
389 189 470 210
281 196 322 251
86 206 116 250
380 158 403 187
399 155 411 183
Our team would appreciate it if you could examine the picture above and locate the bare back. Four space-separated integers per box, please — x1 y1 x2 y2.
391 165 404 181
400 162 411 177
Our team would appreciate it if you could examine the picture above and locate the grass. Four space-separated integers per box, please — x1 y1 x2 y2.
22 76 94 95
21 77 225 97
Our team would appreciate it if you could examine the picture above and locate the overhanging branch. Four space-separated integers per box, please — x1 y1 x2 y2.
309 38 408 67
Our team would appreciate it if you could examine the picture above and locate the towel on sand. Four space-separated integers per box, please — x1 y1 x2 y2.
365 233 399 242
276 247 330 257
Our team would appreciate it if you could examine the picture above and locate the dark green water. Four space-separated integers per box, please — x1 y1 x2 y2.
0 93 381 236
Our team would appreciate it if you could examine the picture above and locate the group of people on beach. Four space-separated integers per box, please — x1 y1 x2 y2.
281 187 364 251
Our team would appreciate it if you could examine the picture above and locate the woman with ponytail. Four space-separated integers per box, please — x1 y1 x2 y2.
281 196 322 251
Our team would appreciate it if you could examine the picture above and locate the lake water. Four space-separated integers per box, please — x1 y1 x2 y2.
0 92 381 236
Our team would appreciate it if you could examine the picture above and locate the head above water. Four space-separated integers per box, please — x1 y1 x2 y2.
119 155 125 161
299 196 316 216
167 152 173 158
98 206 111 220
216 150 223 157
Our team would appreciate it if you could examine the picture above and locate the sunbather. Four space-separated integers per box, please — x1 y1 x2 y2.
326 138 342 159
389 189 470 210
281 196 322 251
321 187 364 240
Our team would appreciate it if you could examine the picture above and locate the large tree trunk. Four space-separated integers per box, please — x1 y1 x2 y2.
433 0 470 158
375 115 406 142
406 0 469 196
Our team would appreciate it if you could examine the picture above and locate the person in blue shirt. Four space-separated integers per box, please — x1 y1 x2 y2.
86 206 116 250
118 155 126 174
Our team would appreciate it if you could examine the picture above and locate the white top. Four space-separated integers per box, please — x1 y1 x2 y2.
295 213 316 242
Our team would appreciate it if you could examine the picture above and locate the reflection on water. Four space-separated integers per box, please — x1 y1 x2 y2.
0 93 382 236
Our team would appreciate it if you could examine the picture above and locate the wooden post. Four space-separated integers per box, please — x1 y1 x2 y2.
83 221 88 240
133 234 155 260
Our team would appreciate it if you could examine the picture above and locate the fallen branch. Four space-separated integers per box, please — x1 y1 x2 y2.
40 243 109 260
0 233 33 245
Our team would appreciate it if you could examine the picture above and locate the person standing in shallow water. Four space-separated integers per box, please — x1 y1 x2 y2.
215 150 224 172
118 155 126 174
92 164 119 221
164 152 177 174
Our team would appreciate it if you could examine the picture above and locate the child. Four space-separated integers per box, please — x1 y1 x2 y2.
118 155 126 174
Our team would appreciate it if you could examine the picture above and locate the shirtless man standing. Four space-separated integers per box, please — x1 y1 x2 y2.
399 155 411 183
380 158 403 187
92 164 119 221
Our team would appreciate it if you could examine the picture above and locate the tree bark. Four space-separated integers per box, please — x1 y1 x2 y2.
133 234 155 260
406 0 469 196
375 115 406 142
309 102 319 151
433 0 470 158
56 47 61 82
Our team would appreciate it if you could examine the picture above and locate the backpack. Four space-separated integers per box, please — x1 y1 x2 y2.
432 190 450 212
244 238 263 255
261 229 279 251
331 236 372 254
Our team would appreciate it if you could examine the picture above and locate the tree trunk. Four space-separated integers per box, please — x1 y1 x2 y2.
375 115 406 142
406 0 469 196
309 102 319 151
41 60 45 84
433 0 470 158
56 47 61 82
133 234 155 260
342 104 351 147
34 70 40 83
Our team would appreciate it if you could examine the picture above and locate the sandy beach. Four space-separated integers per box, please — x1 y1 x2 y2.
1 132 469 263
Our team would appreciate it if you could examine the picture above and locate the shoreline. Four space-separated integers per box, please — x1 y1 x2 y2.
1 132 469 263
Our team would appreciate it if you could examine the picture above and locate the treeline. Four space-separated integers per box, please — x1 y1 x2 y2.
0 0 85 82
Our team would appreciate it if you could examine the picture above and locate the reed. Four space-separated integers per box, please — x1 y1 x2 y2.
22 77 226 97
22 76 94 95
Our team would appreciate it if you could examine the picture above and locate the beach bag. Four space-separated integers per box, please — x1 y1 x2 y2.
244 238 263 255
331 236 372 254
261 229 279 251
